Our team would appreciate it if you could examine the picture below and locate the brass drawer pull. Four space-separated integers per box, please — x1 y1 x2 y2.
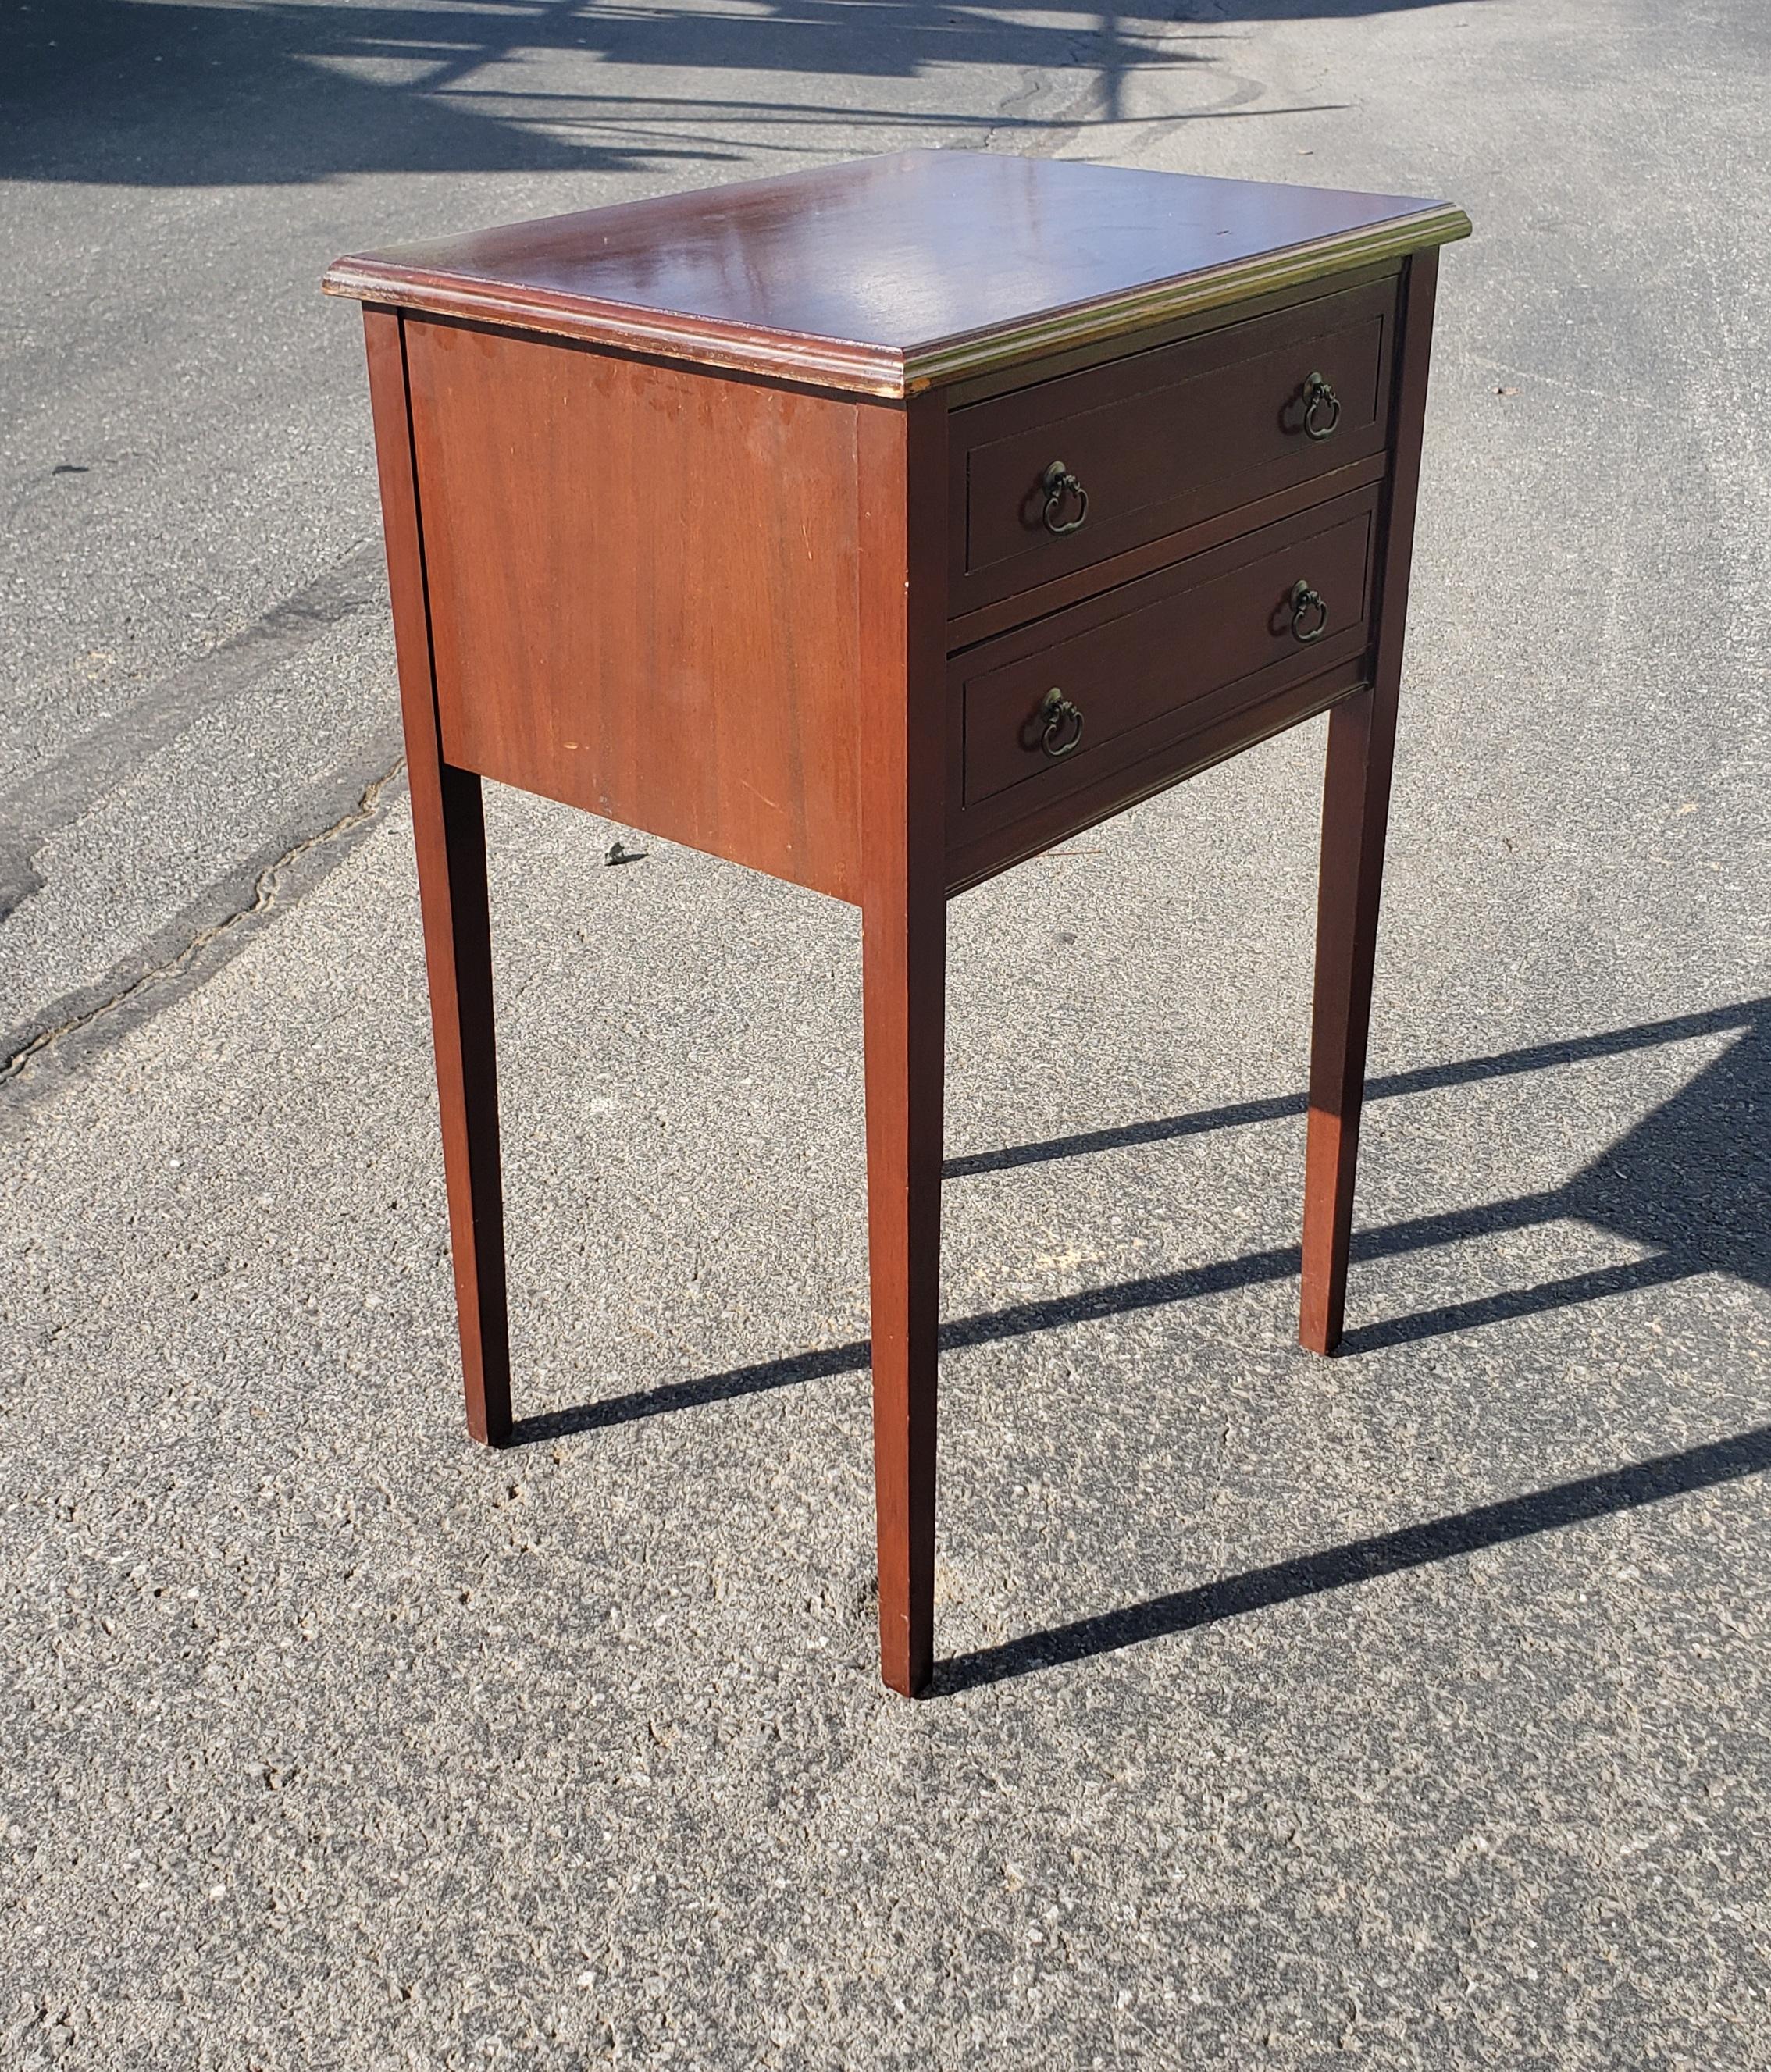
1040 460 1089 535
1301 370 1341 440
1288 578 1330 643
1039 685 1085 757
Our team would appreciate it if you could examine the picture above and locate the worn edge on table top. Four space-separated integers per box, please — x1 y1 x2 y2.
323 200 1470 401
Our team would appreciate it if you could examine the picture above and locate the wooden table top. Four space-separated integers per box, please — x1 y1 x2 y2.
324 151 1468 398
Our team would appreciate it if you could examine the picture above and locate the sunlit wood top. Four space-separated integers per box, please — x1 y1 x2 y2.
324 151 1469 397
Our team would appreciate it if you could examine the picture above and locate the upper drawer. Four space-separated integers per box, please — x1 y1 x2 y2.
950 277 1397 617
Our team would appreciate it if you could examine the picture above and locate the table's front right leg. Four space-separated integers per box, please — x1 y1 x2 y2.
1299 686 1394 1356
862 888 946 1698
855 392 950 1696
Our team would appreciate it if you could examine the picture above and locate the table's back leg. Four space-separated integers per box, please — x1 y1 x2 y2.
364 308 513 1444
1300 685 1395 1353
1299 248 1439 1356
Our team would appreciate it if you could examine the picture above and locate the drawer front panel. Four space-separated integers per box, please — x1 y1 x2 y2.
953 279 1395 616
957 489 1380 813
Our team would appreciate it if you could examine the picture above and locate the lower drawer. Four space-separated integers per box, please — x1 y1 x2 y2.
946 485 1382 878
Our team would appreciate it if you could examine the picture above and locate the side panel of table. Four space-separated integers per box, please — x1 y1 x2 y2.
403 317 871 904
367 304 953 1700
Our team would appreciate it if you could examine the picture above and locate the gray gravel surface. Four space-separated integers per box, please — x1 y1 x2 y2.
2 0 1767 2066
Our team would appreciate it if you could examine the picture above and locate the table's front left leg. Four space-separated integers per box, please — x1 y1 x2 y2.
363 307 512 1445
853 391 951 1698
409 760 512 1444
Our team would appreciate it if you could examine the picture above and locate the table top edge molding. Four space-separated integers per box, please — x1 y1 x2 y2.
319 274 914 397
901 205 1470 393
321 202 1470 401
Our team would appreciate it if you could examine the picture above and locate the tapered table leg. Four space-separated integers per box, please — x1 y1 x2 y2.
854 385 948 1698
1299 686 1398 1355
861 888 946 1698
1299 247 1438 1356
362 306 512 1444
409 762 512 1443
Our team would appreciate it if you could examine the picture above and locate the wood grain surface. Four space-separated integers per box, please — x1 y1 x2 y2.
953 276 1395 614
857 396 951 1699
956 490 1378 811
339 152 1461 1695
404 316 868 903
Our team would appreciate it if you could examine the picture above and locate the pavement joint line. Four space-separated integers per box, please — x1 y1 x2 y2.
0 537 387 856
0 754 407 1087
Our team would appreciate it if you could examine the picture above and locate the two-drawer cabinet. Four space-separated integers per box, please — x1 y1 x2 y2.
326 151 1469 1695
945 272 1402 886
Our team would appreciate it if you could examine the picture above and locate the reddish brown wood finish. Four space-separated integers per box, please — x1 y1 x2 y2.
956 487 1379 815
946 450 1388 652
952 277 1396 615
363 308 513 1445
857 396 951 1700
946 664 1362 896
331 161 1463 1696
938 260 1402 410
403 319 866 903
325 153 1467 398
1300 250 1441 1355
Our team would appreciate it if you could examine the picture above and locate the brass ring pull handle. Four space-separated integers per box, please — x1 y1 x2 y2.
1041 460 1089 535
1039 685 1085 758
1301 371 1342 440
1288 579 1330 644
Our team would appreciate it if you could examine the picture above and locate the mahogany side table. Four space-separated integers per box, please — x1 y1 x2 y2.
325 152 1469 1696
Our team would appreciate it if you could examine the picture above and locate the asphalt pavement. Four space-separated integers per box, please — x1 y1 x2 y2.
2 0 1767 2065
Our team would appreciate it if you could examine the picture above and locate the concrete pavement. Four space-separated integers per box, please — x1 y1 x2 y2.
2 0 1766 2064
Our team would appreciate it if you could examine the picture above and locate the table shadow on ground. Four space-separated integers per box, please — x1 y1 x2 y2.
513 994 1769 1444
935 1418 1771 1689
508 995 1769 1681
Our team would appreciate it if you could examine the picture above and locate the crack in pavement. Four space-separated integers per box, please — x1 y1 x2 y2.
0 756 406 1088
977 9 1273 158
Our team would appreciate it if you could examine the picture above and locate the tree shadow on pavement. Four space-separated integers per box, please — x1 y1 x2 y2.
0 0 1469 187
